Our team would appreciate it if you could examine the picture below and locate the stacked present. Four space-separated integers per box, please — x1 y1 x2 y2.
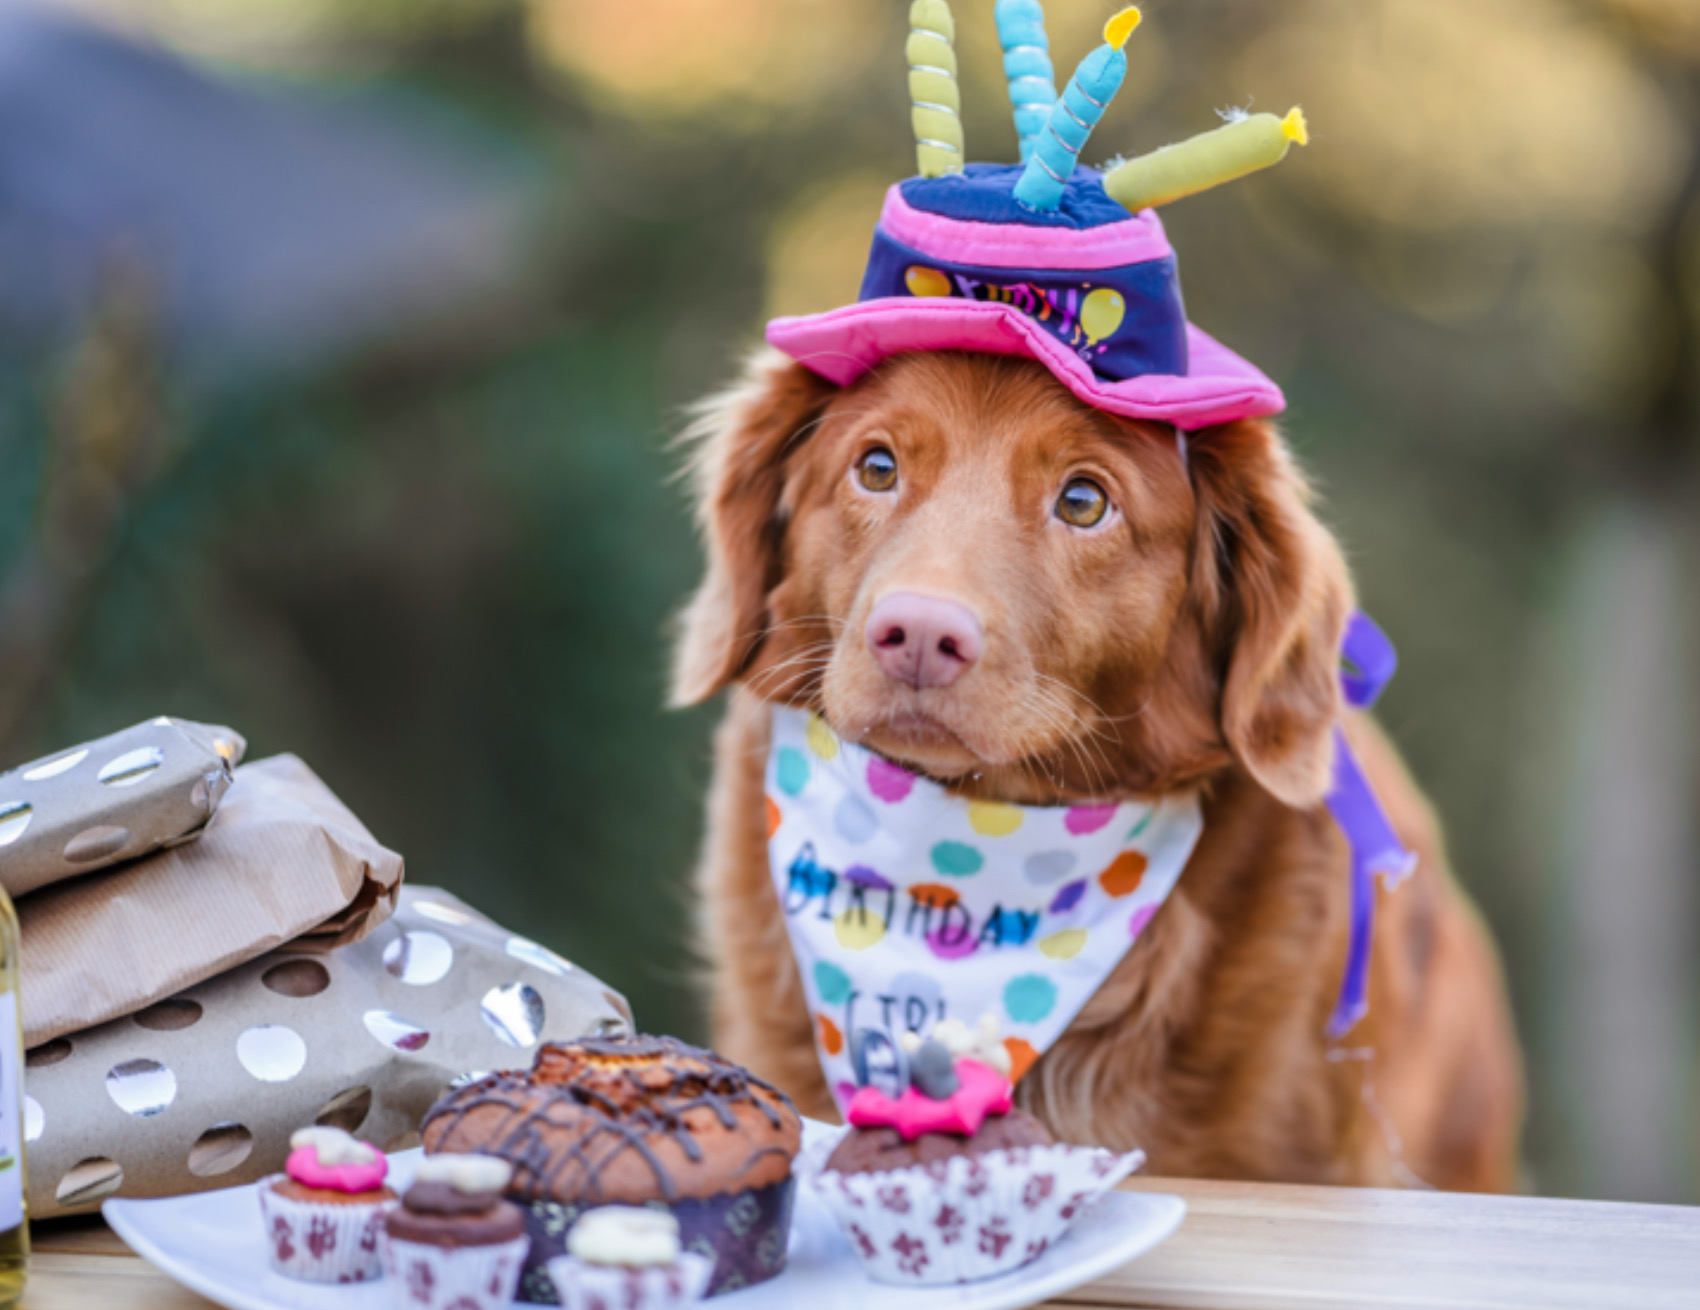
0 719 631 1219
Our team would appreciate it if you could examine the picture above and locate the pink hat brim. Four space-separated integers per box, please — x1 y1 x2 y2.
766 298 1284 432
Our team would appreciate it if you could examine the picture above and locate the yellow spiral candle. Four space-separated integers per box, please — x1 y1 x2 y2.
908 0 963 178
1104 106 1309 213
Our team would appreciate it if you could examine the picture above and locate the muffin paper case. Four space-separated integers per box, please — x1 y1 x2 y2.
547 1252 713 1310
258 1179 395 1283
812 1143 1145 1285
512 1180 794 1304
382 1233 532 1310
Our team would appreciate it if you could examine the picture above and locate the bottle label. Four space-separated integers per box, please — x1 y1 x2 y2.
0 995 21 1231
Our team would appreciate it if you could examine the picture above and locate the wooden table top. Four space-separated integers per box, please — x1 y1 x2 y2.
22 1177 1700 1310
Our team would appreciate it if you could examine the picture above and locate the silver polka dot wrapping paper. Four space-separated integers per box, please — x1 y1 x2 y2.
0 718 246 897
24 885 631 1218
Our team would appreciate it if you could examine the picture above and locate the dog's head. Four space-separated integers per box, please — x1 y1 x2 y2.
672 348 1352 807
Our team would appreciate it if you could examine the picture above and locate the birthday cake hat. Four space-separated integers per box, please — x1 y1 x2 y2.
767 1 1309 432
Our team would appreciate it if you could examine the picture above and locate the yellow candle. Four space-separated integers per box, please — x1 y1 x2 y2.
908 0 963 178
1104 106 1308 212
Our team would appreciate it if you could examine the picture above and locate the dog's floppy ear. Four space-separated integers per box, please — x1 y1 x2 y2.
670 348 838 707
1188 419 1353 808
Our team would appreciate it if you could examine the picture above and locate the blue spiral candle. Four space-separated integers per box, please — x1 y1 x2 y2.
995 0 1056 162
1012 7 1141 212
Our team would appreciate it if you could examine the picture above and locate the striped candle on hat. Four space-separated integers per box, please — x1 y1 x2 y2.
995 0 1056 163
1105 106 1309 213
908 0 964 178
1012 7 1141 212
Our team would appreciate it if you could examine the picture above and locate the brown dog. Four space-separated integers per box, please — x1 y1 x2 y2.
672 347 1522 1191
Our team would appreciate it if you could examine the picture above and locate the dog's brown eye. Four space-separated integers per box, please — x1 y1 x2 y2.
1056 477 1109 528
857 447 898 492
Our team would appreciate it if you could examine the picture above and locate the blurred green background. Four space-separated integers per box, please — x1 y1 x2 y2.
2 0 1697 1204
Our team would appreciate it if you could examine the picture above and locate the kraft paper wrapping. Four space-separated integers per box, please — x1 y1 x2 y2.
25 886 633 1219
0 718 247 897
19 753 404 1048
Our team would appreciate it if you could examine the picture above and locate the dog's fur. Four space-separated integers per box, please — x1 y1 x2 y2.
672 348 1523 1191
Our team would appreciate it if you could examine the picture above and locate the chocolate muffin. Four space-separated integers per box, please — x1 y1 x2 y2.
421 1035 801 1302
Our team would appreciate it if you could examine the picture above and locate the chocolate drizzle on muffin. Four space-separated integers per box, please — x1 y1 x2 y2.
421 1035 800 1205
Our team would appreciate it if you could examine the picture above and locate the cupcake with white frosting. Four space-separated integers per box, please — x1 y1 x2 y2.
380 1154 530 1310
547 1207 713 1310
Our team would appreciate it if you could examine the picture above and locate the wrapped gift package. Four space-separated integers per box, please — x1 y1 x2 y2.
25 885 632 1218
0 718 246 897
20 754 405 1048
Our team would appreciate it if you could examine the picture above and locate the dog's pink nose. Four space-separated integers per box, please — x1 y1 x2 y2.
865 592 984 689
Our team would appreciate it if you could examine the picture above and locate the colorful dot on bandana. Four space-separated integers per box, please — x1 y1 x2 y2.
814 960 853 1004
846 864 894 890
1099 850 1148 897
968 800 1023 836
834 793 878 843
1004 1037 1039 1083
926 923 977 961
867 757 916 803
1065 804 1117 836
806 713 840 761
1038 928 1088 960
1023 849 1077 886
834 907 886 951
1004 973 1058 1024
836 1081 858 1107
1049 879 1088 914
930 841 984 877
909 882 961 908
817 1012 844 1056
777 747 810 797
765 795 782 839
1125 809 1154 843
1129 903 1159 939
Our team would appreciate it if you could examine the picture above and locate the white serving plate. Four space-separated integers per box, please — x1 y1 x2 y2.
105 1121 1185 1310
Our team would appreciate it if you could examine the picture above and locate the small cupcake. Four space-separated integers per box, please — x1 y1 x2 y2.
547 1207 712 1310
813 1017 1144 1285
258 1126 397 1283
381 1154 530 1310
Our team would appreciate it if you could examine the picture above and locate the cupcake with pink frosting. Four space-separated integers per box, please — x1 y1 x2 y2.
258 1125 397 1283
812 1017 1145 1285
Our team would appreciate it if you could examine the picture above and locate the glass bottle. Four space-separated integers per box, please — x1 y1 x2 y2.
0 884 27 1308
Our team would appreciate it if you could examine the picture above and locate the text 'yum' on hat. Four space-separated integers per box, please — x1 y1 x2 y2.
766 0 1309 432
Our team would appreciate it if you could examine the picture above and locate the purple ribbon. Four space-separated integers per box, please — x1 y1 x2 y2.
1324 612 1417 1039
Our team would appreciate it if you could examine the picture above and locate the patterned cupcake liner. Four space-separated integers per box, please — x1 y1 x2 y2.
512 1178 794 1304
810 1144 1144 1285
256 1177 395 1284
381 1233 531 1310
546 1252 713 1310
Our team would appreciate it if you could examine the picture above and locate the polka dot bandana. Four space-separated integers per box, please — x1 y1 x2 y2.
766 706 1203 1109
